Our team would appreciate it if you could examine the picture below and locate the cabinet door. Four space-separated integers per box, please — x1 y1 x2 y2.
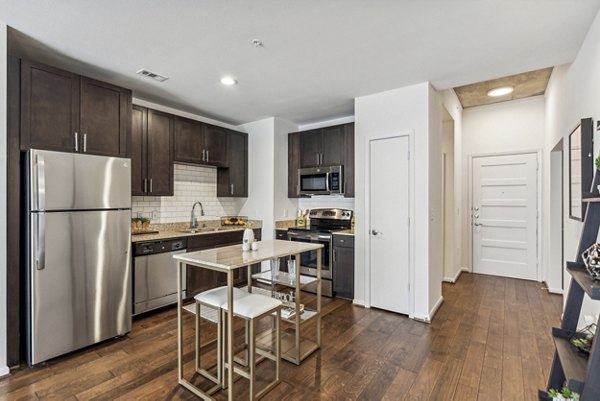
344 124 355 197
20 60 80 152
131 106 147 196
147 109 174 196
333 245 354 299
203 124 228 167
299 129 322 168
174 117 204 164
80 77 130 157
288 133 301 198
321 125 345 166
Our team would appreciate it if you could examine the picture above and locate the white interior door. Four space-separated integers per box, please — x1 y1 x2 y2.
369 136 410 314
472 153 538 280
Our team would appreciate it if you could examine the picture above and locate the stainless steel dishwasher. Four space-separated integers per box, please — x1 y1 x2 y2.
133 238 187 315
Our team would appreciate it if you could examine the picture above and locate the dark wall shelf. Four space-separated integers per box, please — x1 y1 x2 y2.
542 200 600 400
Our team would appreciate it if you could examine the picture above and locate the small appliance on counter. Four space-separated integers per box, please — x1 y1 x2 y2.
287 208 353 296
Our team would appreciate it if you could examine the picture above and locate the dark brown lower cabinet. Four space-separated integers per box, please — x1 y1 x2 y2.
333 234 354 299
185 229 261 299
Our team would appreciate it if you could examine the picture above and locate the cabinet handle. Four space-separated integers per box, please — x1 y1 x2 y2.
230 184 234 195
317 153 319 165
74 132 79 152
144 178 147 193
149 178 153 193
202 149 206 162
206 150 209 162
333 248 337 263
83 133 87 153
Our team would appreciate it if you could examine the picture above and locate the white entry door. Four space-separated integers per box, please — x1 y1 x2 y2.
472 153 538 280
369 135 410 314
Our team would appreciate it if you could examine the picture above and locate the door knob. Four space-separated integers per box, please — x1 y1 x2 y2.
371 229 382 236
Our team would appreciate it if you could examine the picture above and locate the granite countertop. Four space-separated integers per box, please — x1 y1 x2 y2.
174 239 323 270
333 229 354 235
277 225 355 236
132 220 262 243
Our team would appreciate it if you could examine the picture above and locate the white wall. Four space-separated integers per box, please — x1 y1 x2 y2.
428 86 444 315
274 118 299 221
355 82 434 320
239 118 276 240
0 20 8 377
441 89 464 280
442 118 456 281
544 9 600 327
462 96 546 276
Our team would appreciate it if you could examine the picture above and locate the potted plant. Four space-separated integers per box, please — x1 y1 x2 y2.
547 387 580 401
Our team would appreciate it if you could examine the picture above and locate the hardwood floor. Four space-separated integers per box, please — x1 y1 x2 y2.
0 273 563 400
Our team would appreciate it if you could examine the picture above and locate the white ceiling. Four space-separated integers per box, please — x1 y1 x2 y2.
1 1 599 125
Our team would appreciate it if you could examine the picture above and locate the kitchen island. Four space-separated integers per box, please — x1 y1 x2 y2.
173 239 323 401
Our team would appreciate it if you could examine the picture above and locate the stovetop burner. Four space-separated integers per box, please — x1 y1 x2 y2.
288 208 353 233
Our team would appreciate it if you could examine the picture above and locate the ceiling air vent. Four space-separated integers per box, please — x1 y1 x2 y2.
136 68 169 82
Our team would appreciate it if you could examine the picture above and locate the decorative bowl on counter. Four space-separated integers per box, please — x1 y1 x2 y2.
221 216 248 226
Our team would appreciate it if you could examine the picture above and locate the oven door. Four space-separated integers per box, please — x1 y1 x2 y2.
287 231 332 279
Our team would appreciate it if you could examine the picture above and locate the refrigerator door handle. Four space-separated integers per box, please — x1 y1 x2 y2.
37 153 46 211
35 213 46 270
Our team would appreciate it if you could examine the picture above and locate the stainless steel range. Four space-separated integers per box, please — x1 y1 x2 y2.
287 208 353 297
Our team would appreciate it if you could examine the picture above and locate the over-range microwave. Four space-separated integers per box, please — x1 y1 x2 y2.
298 165 344 196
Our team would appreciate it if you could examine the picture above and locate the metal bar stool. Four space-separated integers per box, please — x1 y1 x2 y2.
194 286 250 394
221 293 282 400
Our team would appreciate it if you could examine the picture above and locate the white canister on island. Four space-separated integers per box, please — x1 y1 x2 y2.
242 224 254 251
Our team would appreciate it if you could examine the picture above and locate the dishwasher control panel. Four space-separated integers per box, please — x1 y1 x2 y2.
134 238 188 256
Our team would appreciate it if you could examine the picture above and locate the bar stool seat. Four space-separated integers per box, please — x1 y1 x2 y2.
194 286 250 393
221 293 282 400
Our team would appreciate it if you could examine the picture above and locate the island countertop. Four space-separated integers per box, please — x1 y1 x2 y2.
173 239 323 271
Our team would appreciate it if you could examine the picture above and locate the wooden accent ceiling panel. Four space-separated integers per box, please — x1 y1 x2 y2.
454 67 553 108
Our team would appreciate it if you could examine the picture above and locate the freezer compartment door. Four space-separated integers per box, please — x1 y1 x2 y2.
29 210 131 365
29 149 131 211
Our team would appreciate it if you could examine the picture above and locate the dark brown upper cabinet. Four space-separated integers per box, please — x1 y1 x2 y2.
217 130 248 197
20 60 131 157
79 77 130 157
299 126 346 168
203 124 228 167
131 106 174 196
288 132 301 198
289 123 355 198
174 117 228 167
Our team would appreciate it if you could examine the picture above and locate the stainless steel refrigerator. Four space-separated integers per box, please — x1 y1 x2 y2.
26 149 132 365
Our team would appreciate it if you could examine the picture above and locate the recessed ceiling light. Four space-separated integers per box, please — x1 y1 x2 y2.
487 86 514 97
220 77 237 86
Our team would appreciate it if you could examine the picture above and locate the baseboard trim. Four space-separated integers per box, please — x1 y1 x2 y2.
443 267 468 284
413 296 444 324
352 299 366 307
0 366 9 378
547 287 564 295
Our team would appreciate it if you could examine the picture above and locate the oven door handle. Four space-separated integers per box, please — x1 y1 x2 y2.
287 232 331 241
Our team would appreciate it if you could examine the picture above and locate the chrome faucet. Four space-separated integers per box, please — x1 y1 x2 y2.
190 201 205 228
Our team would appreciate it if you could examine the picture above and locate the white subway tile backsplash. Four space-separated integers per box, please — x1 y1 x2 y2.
132 164 243 223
